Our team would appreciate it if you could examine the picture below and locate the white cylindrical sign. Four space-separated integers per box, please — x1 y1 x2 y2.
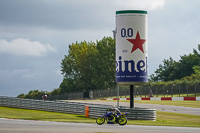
116 10 148 85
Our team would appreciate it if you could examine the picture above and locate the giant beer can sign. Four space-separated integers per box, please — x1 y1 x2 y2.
116 10 148 85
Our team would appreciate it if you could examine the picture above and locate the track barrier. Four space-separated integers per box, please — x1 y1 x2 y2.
0 96 156 120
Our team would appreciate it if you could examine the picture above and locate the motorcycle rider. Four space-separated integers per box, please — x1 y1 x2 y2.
113 107 121 118
42 92 47 101
112 107 121 116
107 107 121 123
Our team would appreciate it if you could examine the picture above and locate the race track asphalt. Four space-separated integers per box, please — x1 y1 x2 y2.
0 118 200 133
71 100 200 116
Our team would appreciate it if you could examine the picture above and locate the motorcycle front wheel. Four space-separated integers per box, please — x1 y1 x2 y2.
96 117 105 125
118 117 127 126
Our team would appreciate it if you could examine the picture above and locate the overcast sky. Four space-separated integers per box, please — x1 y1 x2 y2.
0 0 200 97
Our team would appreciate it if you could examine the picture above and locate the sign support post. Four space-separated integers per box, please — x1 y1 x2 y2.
130 85 134 108
117 85 119 108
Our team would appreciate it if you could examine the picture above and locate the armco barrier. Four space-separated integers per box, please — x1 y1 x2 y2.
120 108 156 120
0 96 85 115
88 105 156 120
0 96 156 120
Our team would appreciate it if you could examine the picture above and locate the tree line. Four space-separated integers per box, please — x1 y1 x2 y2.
150 45 200 82
17 36 200 99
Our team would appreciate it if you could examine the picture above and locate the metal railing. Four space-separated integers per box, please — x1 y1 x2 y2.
92 84 200 99
42 84 200 101
0 96 156 120
88 106 156 120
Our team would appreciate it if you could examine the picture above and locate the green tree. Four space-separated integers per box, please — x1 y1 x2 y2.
60 37 116 93
95 37 116 89
177 53 199 78
24 90 41 99
150 57 178 81
17 90 48 99
150 44 200 82
61 41 98 93
50 88 61 95
193 65 200 75
17 93 25 98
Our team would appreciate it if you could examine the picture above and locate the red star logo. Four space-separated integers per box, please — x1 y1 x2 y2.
126 31 146 53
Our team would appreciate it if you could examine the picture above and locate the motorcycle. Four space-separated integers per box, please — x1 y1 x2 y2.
96 108 128 126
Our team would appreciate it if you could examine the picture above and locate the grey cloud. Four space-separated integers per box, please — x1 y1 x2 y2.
0 0 113 30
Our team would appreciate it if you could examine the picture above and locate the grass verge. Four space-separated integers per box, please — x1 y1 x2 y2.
0 107 95 123
135 100 200 108
93 100 200 108
0 106 200 127
128 111 200 127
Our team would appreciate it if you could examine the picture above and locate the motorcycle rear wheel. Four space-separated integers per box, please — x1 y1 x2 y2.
96 117 105 125
118 117 127 126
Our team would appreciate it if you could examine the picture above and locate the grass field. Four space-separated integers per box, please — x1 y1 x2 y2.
0 106 200 127
128 111 200 127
